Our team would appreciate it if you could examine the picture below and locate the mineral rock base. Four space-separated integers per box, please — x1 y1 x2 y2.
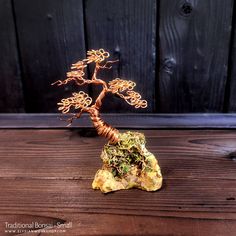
92 131 162 193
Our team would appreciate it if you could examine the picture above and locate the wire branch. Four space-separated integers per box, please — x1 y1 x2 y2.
98 60 119 69
66 110 84 127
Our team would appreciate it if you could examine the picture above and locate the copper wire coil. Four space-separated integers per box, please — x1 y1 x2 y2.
90 109 119 144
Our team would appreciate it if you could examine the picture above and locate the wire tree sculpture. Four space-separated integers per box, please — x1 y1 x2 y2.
52 49 147 144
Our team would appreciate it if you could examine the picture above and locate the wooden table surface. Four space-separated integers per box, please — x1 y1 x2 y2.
0 129 236 235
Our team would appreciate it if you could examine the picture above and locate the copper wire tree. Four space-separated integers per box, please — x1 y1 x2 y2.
52 49 147 144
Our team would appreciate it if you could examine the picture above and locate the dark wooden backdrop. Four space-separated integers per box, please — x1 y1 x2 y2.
1 0 236 113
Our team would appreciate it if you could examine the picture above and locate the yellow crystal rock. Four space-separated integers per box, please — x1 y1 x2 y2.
92 131 162 193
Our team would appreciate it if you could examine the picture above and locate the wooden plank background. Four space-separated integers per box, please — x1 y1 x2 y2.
13 0 86 112
159 0 233 112
0 0 25 112
229 0 236 112
0 0 236 113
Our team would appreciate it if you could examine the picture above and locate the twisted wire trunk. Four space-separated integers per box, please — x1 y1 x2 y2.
89 108 120 144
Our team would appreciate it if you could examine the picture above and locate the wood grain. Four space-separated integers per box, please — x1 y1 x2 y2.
0 0 24 112
159 0 234 112
84 0 157 112
13 0 87 112
0 129 236 235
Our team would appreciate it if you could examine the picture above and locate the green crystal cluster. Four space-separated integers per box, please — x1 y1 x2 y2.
103 132 152 177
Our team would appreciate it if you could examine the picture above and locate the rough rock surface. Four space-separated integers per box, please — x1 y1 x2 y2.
92 131 162 193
